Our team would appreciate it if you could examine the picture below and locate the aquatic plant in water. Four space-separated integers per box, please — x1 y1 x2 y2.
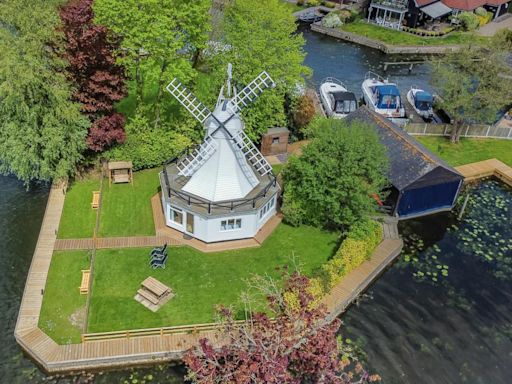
453 180 512 280
398 232 449 283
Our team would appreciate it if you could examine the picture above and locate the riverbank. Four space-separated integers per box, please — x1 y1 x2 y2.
310 22 491 54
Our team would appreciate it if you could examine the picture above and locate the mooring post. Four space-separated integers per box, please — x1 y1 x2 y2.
458 193 470 220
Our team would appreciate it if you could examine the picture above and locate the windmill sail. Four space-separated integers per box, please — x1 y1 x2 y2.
231 71 275 114
166 79 212 123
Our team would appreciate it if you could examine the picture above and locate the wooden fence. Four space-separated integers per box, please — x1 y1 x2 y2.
81 321 245 343
404 122 512 139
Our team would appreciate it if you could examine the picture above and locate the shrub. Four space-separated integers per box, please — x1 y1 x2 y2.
322 12 343 28
86 113 126 152
282 119 389 230
475 6 487 16
324 1 336 8
297 0 304 5
319 218 383 290
291 93 316 130
106 113 192 170
306 0 320 6
458 11 480 31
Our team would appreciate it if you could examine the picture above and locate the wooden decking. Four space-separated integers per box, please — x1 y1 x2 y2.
455 158 512 186
17 184 404 373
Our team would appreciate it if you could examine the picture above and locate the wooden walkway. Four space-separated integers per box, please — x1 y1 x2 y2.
321 217 403 321
455 158 512 186
17 182 405 373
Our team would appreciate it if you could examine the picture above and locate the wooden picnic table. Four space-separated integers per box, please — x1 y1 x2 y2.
141 276 170 298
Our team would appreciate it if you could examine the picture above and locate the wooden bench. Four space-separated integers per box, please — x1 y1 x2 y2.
137 288 160 305
91 191 100 209
79 269 91 295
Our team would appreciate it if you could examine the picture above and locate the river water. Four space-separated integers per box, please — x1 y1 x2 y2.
1 30 511 384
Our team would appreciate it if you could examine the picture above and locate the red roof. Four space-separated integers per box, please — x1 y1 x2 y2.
441 0 487 9
416 0 438 6
486 0 509 6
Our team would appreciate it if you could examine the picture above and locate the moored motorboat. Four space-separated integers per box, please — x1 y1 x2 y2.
319 77 357 118
406 86 434 120
361 71 405 119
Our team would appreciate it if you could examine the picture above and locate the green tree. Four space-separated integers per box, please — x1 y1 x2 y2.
93 0 211 124
212 0 310 139
431 43 512 143
282 119 389 230
0 0 89 183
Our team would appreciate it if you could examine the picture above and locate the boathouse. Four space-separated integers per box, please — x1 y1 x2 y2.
160 67 280 243
347 107 464 219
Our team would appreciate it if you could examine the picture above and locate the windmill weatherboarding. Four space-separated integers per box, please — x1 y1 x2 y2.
160 65 281 243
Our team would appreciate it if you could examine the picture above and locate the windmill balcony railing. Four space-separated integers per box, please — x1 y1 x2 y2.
162 157 278 216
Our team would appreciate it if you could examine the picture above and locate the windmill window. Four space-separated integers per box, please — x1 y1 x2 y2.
259 197 275 220
170 206 183 225
221 218 242 231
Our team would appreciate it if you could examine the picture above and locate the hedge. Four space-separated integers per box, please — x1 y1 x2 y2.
316 218 383 291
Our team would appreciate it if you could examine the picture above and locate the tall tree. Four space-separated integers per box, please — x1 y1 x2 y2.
282 119 389 230
431 43 512 143
93 0 211 124
184 272 380 383
212 0 310 140
60 0 127 152
0 0 88 183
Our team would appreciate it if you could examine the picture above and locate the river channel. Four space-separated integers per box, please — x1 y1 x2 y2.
1 29 510 384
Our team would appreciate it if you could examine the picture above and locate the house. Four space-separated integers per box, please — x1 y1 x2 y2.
367 0 453 28
347 107 464 219
442 0 510 18
160 67 280 243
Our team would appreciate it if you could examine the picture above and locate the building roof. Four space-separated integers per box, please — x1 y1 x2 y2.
181 128 258 202
415 0 439 7
108 161 133 170
267 127 289 135
421 1 452 18
440 0 486 10
346 107 463 191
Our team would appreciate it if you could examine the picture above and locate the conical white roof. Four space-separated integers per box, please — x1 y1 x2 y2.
182 130 258 202
181 103 259 202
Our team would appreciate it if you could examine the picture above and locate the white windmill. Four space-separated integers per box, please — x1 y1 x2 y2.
160 65 281 243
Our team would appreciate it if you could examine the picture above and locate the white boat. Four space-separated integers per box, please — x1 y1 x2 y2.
407 86 434 120
319 77 357 119
361 71 405 119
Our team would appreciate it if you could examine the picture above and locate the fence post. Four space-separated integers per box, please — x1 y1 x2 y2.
423 124 427 134
443 125 448 136
486 125 490 137
508 127 512 138
465 125 470 137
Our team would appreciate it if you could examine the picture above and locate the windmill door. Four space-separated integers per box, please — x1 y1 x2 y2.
186 212 194 234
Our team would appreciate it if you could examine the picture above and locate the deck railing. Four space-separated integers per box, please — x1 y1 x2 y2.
81 320 247 343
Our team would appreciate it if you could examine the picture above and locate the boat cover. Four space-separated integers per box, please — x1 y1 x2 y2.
374 84 400 96
333 91 357 101
415 91 433 103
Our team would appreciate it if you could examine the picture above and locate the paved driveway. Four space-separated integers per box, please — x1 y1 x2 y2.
478 14 512 37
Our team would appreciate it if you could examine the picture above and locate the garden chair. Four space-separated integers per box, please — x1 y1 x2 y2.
151 254 168 269
150 251 167 264
150 243 167 258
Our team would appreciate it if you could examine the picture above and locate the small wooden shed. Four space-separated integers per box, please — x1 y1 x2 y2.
261 127 289 156
108 161 133 185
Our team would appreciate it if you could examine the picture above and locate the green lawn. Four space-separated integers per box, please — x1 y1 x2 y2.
340 21 488 46
99 168 161 237
39 251 91 344
416 137 512 167
87 224 339 333
58 174 100 239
